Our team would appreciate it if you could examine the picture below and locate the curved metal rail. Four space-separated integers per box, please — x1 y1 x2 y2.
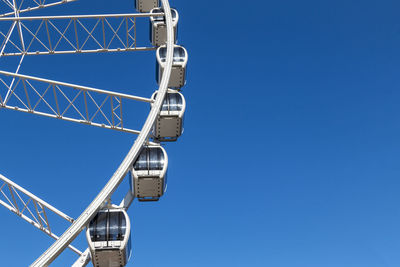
30 0 175 265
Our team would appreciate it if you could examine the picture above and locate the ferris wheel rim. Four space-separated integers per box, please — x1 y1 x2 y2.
29 0 176 266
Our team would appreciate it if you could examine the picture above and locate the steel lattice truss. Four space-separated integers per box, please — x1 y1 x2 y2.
0 13 160 56
0 70 151 134
0 0 78 18
0 174 81 255
0 3 161 135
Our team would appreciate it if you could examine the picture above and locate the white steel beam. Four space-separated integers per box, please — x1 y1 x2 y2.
0 13 163 56
0 174 81 255
0 70 152 134
0 0 78 18
30 0 175 265
0 70 153 102
1 0 14 10
2 1 27 102
0 21 16 55
0 12 164 20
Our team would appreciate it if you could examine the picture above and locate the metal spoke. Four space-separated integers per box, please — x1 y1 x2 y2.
0 0 78 18
0 13 163 56
0 174 81 255
0 70 148 134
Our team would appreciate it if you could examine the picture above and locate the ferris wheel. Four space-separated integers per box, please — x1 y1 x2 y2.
0 0 188 266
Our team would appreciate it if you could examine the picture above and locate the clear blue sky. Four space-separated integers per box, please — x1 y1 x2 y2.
1 0 400 266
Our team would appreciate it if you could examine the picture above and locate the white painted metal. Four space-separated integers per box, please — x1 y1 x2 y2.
0 70 152 102
8 0 27 96
0 174 73 222
0 174 81 255
72 248 91 267
30 0 175 265
0 20 17 55
0 13 164 56
0 70 152 134
0 0 78 18
0 13 164 20
0 171 93 265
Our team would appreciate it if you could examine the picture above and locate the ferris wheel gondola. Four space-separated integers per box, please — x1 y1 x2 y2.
150 7 179 46
156 45 188 89
152 89 186 141
131 145 168 202
86 208 132 267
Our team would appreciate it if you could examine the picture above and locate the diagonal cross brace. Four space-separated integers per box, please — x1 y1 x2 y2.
0 70 152 134
0 174 82 255
0 13 163 56
0 0 78 18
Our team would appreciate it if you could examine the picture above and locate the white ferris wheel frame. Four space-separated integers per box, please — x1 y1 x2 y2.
0 0 177 266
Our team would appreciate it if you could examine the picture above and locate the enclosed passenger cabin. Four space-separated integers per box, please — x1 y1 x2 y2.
131 145 168 201
151 90 186 142
135 0 159 13
156 45 188 89
150 8 179 46
86 208 132 267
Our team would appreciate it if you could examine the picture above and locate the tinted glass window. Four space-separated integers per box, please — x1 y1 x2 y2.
159 47 186 63
159 47 167 62
134 147 165 171
108 212 126 241
149 148 165 170
89 212 107 242
168 93 183 111
161 93 183 111
173 47 186 63
171 9 177 20
134 149 148 171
